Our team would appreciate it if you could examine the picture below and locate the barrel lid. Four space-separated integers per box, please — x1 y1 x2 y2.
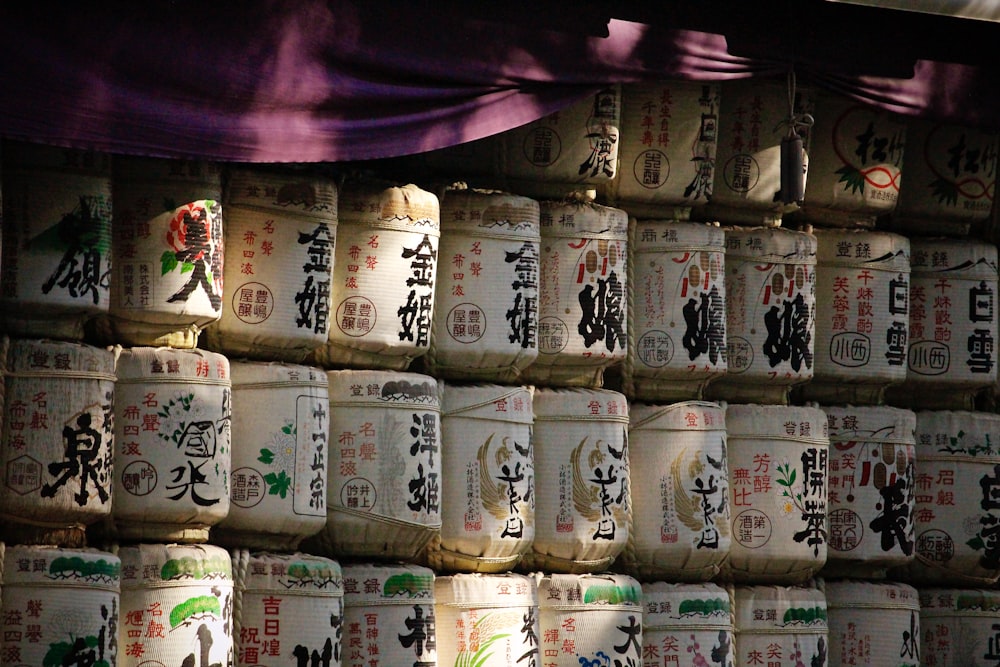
327 370 439 407
824 580 919 610
342 563 435 604
435 572 537 607
6 338 116 377
239 552 342 595
3 545 120 590
230 360 327 388
539 198 628 240
734 585 827 631
726 404 828 443
914 410 1000 455
339 182 440 232
536 573 641 609
642 582 732 629
631 219 726 252
724 227 817 263
630 401 725 432
3 139 113 174
116 346 230 382
114 155 221 184
226 167 338 217
815 228 910 271
918 588 1000 614
533 387 629 423
440 188 540 238
825 405 915 445
441 383 533 424
910 237 999 279
120 544 232 588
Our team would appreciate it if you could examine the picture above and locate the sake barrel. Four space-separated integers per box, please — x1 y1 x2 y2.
612 81 720 219
901 410 1000 585
642 582 735 667
109 157 224 347
621 401 730 582
885 239 998 410
823 406 916 579
311 182 439 370
890 119 998 236
802 229 911 405
119 544 234 667
112 347 231 543
698 77 813 225
734 585 828 667
0 140 112 339
536 573 643 667
202 167 338 361
1 545 120 667
726 405 829 583
212 361 328 551
342 563 436 667
435 573 538 667
307 370 441 560
425 383 534 573
624 219 727 402
0 338 116 547
825 580 920 667
708 227 816 405
788 89 906 228
919 588 1000 666
523 388 630 573
425 187 540 382
521 197 629 388
232 550 343 667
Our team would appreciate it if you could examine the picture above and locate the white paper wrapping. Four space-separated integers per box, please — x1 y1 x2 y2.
642 582 735 667
734 585 828 667
918 588 1000 666
825 580 919 667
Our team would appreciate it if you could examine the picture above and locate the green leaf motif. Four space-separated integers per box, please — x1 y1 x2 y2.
930 177 960 207
258 448 275 465
968 535 986 551
281 423 296 436
264 470 293 498
836 164 867 195
181 261 195 274
161 250 178 275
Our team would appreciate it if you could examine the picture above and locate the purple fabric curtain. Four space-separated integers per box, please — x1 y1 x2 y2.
1 1 997 163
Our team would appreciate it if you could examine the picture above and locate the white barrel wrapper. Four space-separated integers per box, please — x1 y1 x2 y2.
204 167 338 361
426 383 534 573
734 585 828 667
313 370 441 560
112 347 232 543
436 573 538 667
919 588 1000 667
622 401 729 582
523 198 628 388
613 81 720 218
0 545 120 667
825 580 920 667
233 550 343 667
426 188 540 382
0 338 116 542
313 182 439 370
119 544 234 667
642 582 735 667
823 405 916 577
624 220 727 401
342 563 436 667
710 227 816 404
536 573 643 667
213 361 328 550
726 405 829 583
110 157 223 347
524 388 630 573
0 141 112 339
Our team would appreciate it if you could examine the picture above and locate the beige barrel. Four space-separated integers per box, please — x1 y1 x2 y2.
709 227 816 404
522 197 629 388
212 361 328 551
342 563 436 667
0 337 116 546
725 404 829 583
112 347 231 543
624 220 727 402
425 187 540 382
787 89 906 227
885 238 998 410
523 388 630 573
536 573 643 667
232 550 343 666
699 77 813 226
202 167 338 361
734 585 828 667
825 580 920 666
435 573 538 667
823 405 916 578
919 588 1000 666
642 582 735 667
802 229 911 404
119 543 234 667
311 181 439 370
425 383 534 573
890 118 998 236
307 370 441 561
613 81 720 219
1 545 120 667
900 410 1000 585
0 141 113 339
621 401 729 582
109 156 224 347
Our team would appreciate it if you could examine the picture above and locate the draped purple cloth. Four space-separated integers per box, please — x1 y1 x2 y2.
2 1 997 163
